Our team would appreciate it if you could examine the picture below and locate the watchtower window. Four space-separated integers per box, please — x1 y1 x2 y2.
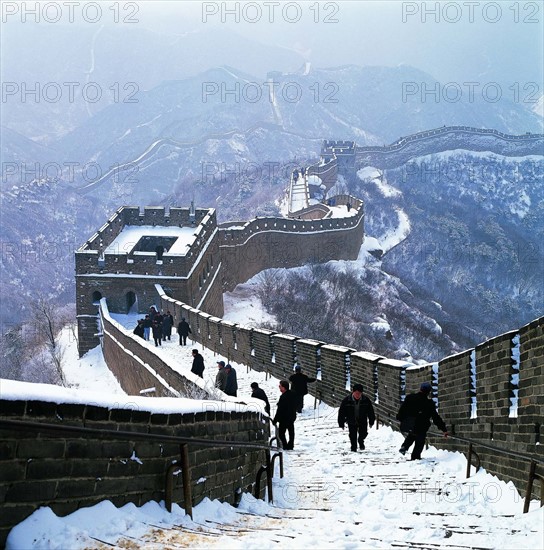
92 291 102 305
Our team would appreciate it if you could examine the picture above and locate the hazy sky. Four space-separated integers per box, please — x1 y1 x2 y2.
138 0 543 85
1 1 543 93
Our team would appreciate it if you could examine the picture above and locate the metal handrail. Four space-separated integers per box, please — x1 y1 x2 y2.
0 418 279 452
425 429 543 513
426 429 544 465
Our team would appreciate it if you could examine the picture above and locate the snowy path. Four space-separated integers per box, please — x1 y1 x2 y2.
8 326 543 549
289 173 310 213
101 400 542 549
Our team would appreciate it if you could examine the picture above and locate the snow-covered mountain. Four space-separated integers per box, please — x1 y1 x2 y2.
1 62 542 366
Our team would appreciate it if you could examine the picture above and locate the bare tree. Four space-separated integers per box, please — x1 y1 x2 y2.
0 325 25 380
29 298 72 386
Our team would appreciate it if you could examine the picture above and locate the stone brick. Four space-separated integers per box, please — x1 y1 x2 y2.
17 439 66 459
65 440 104 459
5 480 57 502
26 459 72 480
56 479 97 499
26 401 57 418
0 400 26 416
56 404 86 420
0 461 26 482
0 440 17 460
69 459 111 478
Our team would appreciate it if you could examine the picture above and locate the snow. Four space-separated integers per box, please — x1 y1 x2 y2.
509 334 520 418
380 208 411 252
357 166 402 198
328 205 357 218
222 280 277 327
307 174 322 186
105 225 197 256
3 322 543 548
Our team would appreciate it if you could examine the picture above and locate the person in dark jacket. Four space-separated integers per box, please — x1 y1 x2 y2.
289 366 316 413
190 349 205 378
151 319 162 347
397 382 448 460
273 380 297 450
143 314 152 341
251 382 271 415
338 383 376 452
215 360 227 391
224 364 238 397
162 310 173 341
177 317 192 346
133 319 145 339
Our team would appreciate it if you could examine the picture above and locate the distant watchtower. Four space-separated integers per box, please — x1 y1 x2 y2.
321 140 356 174
75 206 222 356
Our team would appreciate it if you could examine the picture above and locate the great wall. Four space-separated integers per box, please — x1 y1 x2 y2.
1 126 543 543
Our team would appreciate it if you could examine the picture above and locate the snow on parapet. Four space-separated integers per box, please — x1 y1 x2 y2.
0 378 262 416
470 350 477 419
509 334 520 418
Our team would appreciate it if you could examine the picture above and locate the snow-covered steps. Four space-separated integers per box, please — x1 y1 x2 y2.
289 174 310 213
115 409 542 549
8 335 543 549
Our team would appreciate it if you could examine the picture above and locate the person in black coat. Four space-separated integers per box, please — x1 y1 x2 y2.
151 319 162 347
273 380 297 450
133 319 145 339
397 382 448 460
162 310 173 341
177 317 191 345
289 366 316 413
190 349 205 378
143 315 152 341
251 382 271 415
224 364 238 397
338 383 376 452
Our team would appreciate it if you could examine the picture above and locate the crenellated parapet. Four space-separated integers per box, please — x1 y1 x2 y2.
219 195 363 246
156 281 544 499
320 126 544 174
218 194 364 291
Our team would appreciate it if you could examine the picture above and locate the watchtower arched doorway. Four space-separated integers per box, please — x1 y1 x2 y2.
92 291 102 305
125 291 137 314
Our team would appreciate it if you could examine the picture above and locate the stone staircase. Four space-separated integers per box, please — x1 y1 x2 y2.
94 411 540 549
288 172 309 214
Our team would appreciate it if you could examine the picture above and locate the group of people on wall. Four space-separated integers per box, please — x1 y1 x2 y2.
133 308 197 347
133 307 448 458
213 360 447 460
133 306 176 346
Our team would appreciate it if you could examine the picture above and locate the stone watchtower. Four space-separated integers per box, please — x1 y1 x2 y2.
75 206 223 356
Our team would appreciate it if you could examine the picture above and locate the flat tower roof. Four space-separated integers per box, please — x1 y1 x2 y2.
105 225 197 256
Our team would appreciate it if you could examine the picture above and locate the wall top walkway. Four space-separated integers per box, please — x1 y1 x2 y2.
321 126 544 157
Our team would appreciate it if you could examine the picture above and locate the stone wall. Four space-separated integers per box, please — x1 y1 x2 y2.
352 126 544 171
156 285 544 499
219 203 364 292
0 398 269 547
99 299 203 398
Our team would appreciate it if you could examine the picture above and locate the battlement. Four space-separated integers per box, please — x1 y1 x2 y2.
322 139 356 151
219 195 363 247
320 126 544 174
76 207 217 276
80 206 215 252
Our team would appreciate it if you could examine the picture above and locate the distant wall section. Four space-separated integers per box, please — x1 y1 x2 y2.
218 195 364 291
